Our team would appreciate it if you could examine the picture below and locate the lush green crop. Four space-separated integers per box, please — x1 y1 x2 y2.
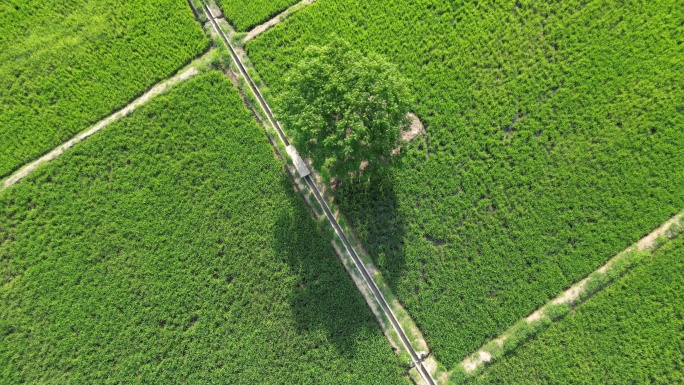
0 72 408 384
246 0 684 366
468 236 684 384
0 0 209 179
217 0 301 31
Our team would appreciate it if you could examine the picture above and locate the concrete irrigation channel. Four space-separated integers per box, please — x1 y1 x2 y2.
201 2 437 384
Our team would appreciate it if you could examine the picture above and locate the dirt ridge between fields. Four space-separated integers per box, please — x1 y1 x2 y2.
243 0 316 43
2 65 204 191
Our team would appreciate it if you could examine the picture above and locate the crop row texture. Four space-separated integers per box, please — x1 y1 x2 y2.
0 72 408 384
0 0 209 179
216 0 302 31
469 235 684 384
246 0 684 366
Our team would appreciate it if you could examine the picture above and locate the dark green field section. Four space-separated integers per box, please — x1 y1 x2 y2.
469 236 684 384
216 0 301 31
0 0 209 179
0 73 408 384
246 0 684 366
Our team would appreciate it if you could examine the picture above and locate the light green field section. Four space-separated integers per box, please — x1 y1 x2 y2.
469 236 684 384
0 0 209 179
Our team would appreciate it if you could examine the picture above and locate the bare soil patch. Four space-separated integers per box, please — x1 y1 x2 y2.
403 113 426 141
463 351 493 372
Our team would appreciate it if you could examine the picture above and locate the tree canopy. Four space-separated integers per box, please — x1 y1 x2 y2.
278 37 412 181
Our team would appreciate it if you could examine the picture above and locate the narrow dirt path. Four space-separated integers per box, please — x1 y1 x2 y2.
201 2 437 384
243 0 316 43
2 66 203 191
457 211 684 377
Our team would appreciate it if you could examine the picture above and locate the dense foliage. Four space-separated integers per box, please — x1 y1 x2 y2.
0 73 408 384
469 236 684 384
246 0 684 366
279 37 411 181
0 0 208 179
217 0 301 31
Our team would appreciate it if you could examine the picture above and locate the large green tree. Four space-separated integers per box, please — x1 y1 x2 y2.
278 37 412 181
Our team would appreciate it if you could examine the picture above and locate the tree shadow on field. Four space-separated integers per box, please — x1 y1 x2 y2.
334 175 408 301
272 176 388 357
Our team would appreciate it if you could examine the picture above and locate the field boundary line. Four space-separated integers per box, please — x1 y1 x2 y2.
450 211 684 383
201 2 437 384
242 0 316 43
301 156 442 381
0 53 217 192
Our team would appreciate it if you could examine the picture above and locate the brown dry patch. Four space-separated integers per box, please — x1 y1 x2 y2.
463 350 493 373
526 309 545 322
392 113 425 155
403 113 426 141
437 370 450 384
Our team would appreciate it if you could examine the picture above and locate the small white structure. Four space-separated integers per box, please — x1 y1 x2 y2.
286 145 310 178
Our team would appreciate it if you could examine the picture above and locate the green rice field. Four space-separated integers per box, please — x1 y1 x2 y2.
0 72 408 384
246 0 684 366
0 0 209 179
217 0 301 31
469 235 684 384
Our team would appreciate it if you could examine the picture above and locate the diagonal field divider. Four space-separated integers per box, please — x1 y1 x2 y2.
199 2 437 384
451 211 684 382
242 0 316 43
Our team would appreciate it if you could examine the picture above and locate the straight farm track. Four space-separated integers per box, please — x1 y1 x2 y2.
2 65 202 191
243 0 316 43
202 3 436 384
456 212 684 379
469 234 684 384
